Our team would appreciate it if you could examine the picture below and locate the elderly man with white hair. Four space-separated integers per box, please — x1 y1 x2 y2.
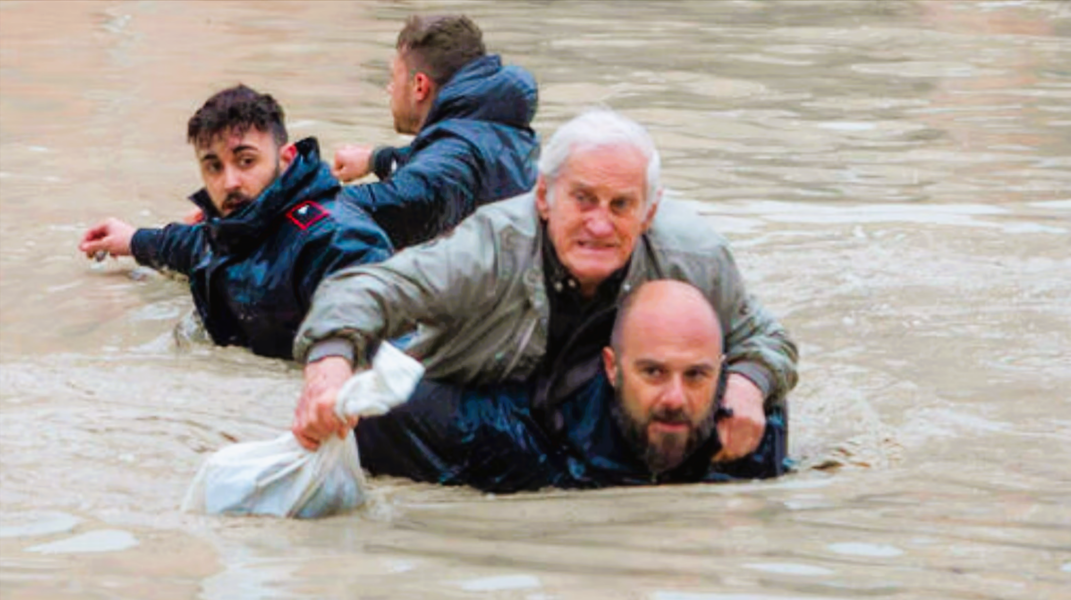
291 109 798 471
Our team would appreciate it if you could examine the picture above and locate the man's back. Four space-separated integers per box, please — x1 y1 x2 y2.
342 54 538 249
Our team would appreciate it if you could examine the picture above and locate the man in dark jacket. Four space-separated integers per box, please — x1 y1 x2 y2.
332 14 539 249
78 85 393 360
354 280 788 492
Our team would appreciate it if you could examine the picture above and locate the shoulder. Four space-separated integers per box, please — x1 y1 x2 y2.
408 193 538 268
641 196 742 295
647 196 732 255
403 128 481 169
470 192 540 237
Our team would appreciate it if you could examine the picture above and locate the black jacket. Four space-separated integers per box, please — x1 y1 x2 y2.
340 54 539 249
130 138 393 359
356 374 788 493
355 306 787 492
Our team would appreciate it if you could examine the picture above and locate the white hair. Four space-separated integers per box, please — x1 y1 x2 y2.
537 108 661 208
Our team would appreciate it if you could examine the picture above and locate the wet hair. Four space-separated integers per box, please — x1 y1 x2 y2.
538 108 661 208
396 14 486 86
186 84 288 149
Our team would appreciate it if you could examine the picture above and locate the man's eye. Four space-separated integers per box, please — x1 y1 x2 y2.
204 163 222 174
643 366 664 378
572 191 594 206
685 369 709 382
610 198 632 213
238 156 256 168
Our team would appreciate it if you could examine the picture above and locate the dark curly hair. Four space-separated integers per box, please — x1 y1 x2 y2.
187 84 288 149
396 15 485 86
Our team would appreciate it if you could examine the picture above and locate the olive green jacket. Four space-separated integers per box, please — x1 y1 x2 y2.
295 193 798 409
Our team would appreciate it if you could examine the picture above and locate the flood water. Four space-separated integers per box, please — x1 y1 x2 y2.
1 1 1069 598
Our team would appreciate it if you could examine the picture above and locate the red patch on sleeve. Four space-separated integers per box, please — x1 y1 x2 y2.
286 201 329 230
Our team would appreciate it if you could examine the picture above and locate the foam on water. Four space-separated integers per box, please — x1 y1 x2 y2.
0 511 82 539
458 574 542 592
26 529 139 554
743 563 835 576
827 542 904 558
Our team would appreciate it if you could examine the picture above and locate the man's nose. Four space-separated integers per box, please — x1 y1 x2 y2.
661 376 687 409
584 206 614 237
223 165 242 190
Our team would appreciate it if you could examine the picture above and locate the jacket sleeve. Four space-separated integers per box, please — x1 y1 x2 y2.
710 244 799 411
292 214 394 312
369 145 413 180
293 209 503 367
129 223 207 277
339 134 481 248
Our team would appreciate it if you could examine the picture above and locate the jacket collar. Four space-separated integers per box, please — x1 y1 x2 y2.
619 234 654 300
190 137 338 256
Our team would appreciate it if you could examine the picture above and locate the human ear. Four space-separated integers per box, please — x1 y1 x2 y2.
413 72 434 102
279 143 298 170
535 175 551 220
602 347 618 385
641 188 662 231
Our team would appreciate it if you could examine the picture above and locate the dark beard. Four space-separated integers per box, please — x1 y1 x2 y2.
611 371 718 476
222 191 255 214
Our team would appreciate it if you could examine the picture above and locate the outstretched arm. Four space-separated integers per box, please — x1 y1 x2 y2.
79 218 136 259
129 222 207 276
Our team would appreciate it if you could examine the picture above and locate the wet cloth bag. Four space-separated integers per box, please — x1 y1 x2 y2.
181 343 424 519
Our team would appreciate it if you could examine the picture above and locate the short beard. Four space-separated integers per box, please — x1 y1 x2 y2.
611 371 717 475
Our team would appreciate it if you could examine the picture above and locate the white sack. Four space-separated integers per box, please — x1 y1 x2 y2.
182 343 424 519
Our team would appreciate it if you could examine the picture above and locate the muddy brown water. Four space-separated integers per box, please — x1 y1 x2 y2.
1 1 1069 598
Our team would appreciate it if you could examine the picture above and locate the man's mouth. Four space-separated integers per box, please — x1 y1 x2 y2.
222 194 253 213
649 421 689 435
649 406 691 431
576 240 616 251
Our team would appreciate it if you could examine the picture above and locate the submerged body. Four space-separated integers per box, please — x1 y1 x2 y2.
132 139 392 359
357 373 788 493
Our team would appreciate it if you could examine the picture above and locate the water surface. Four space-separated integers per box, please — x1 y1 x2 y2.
1 1 1069 598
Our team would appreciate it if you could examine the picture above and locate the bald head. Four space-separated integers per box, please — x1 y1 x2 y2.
610 280 723 358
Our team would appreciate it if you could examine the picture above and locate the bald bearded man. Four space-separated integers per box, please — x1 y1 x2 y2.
354 280 788 492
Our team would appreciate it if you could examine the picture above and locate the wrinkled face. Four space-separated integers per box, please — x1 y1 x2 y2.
605 318 722 474
195 127 284 217
537 145 656 297
388 51 420 134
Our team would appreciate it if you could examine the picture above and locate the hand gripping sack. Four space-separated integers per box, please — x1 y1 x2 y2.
182 343 424 518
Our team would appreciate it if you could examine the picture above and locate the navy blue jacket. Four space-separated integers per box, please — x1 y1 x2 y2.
356 374 788 493
340 54 539 249
130 138 393 359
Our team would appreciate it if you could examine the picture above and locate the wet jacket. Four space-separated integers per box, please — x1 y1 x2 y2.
296 193 798 411
356 374 788 493
339 54 539 249
130 138 393 359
